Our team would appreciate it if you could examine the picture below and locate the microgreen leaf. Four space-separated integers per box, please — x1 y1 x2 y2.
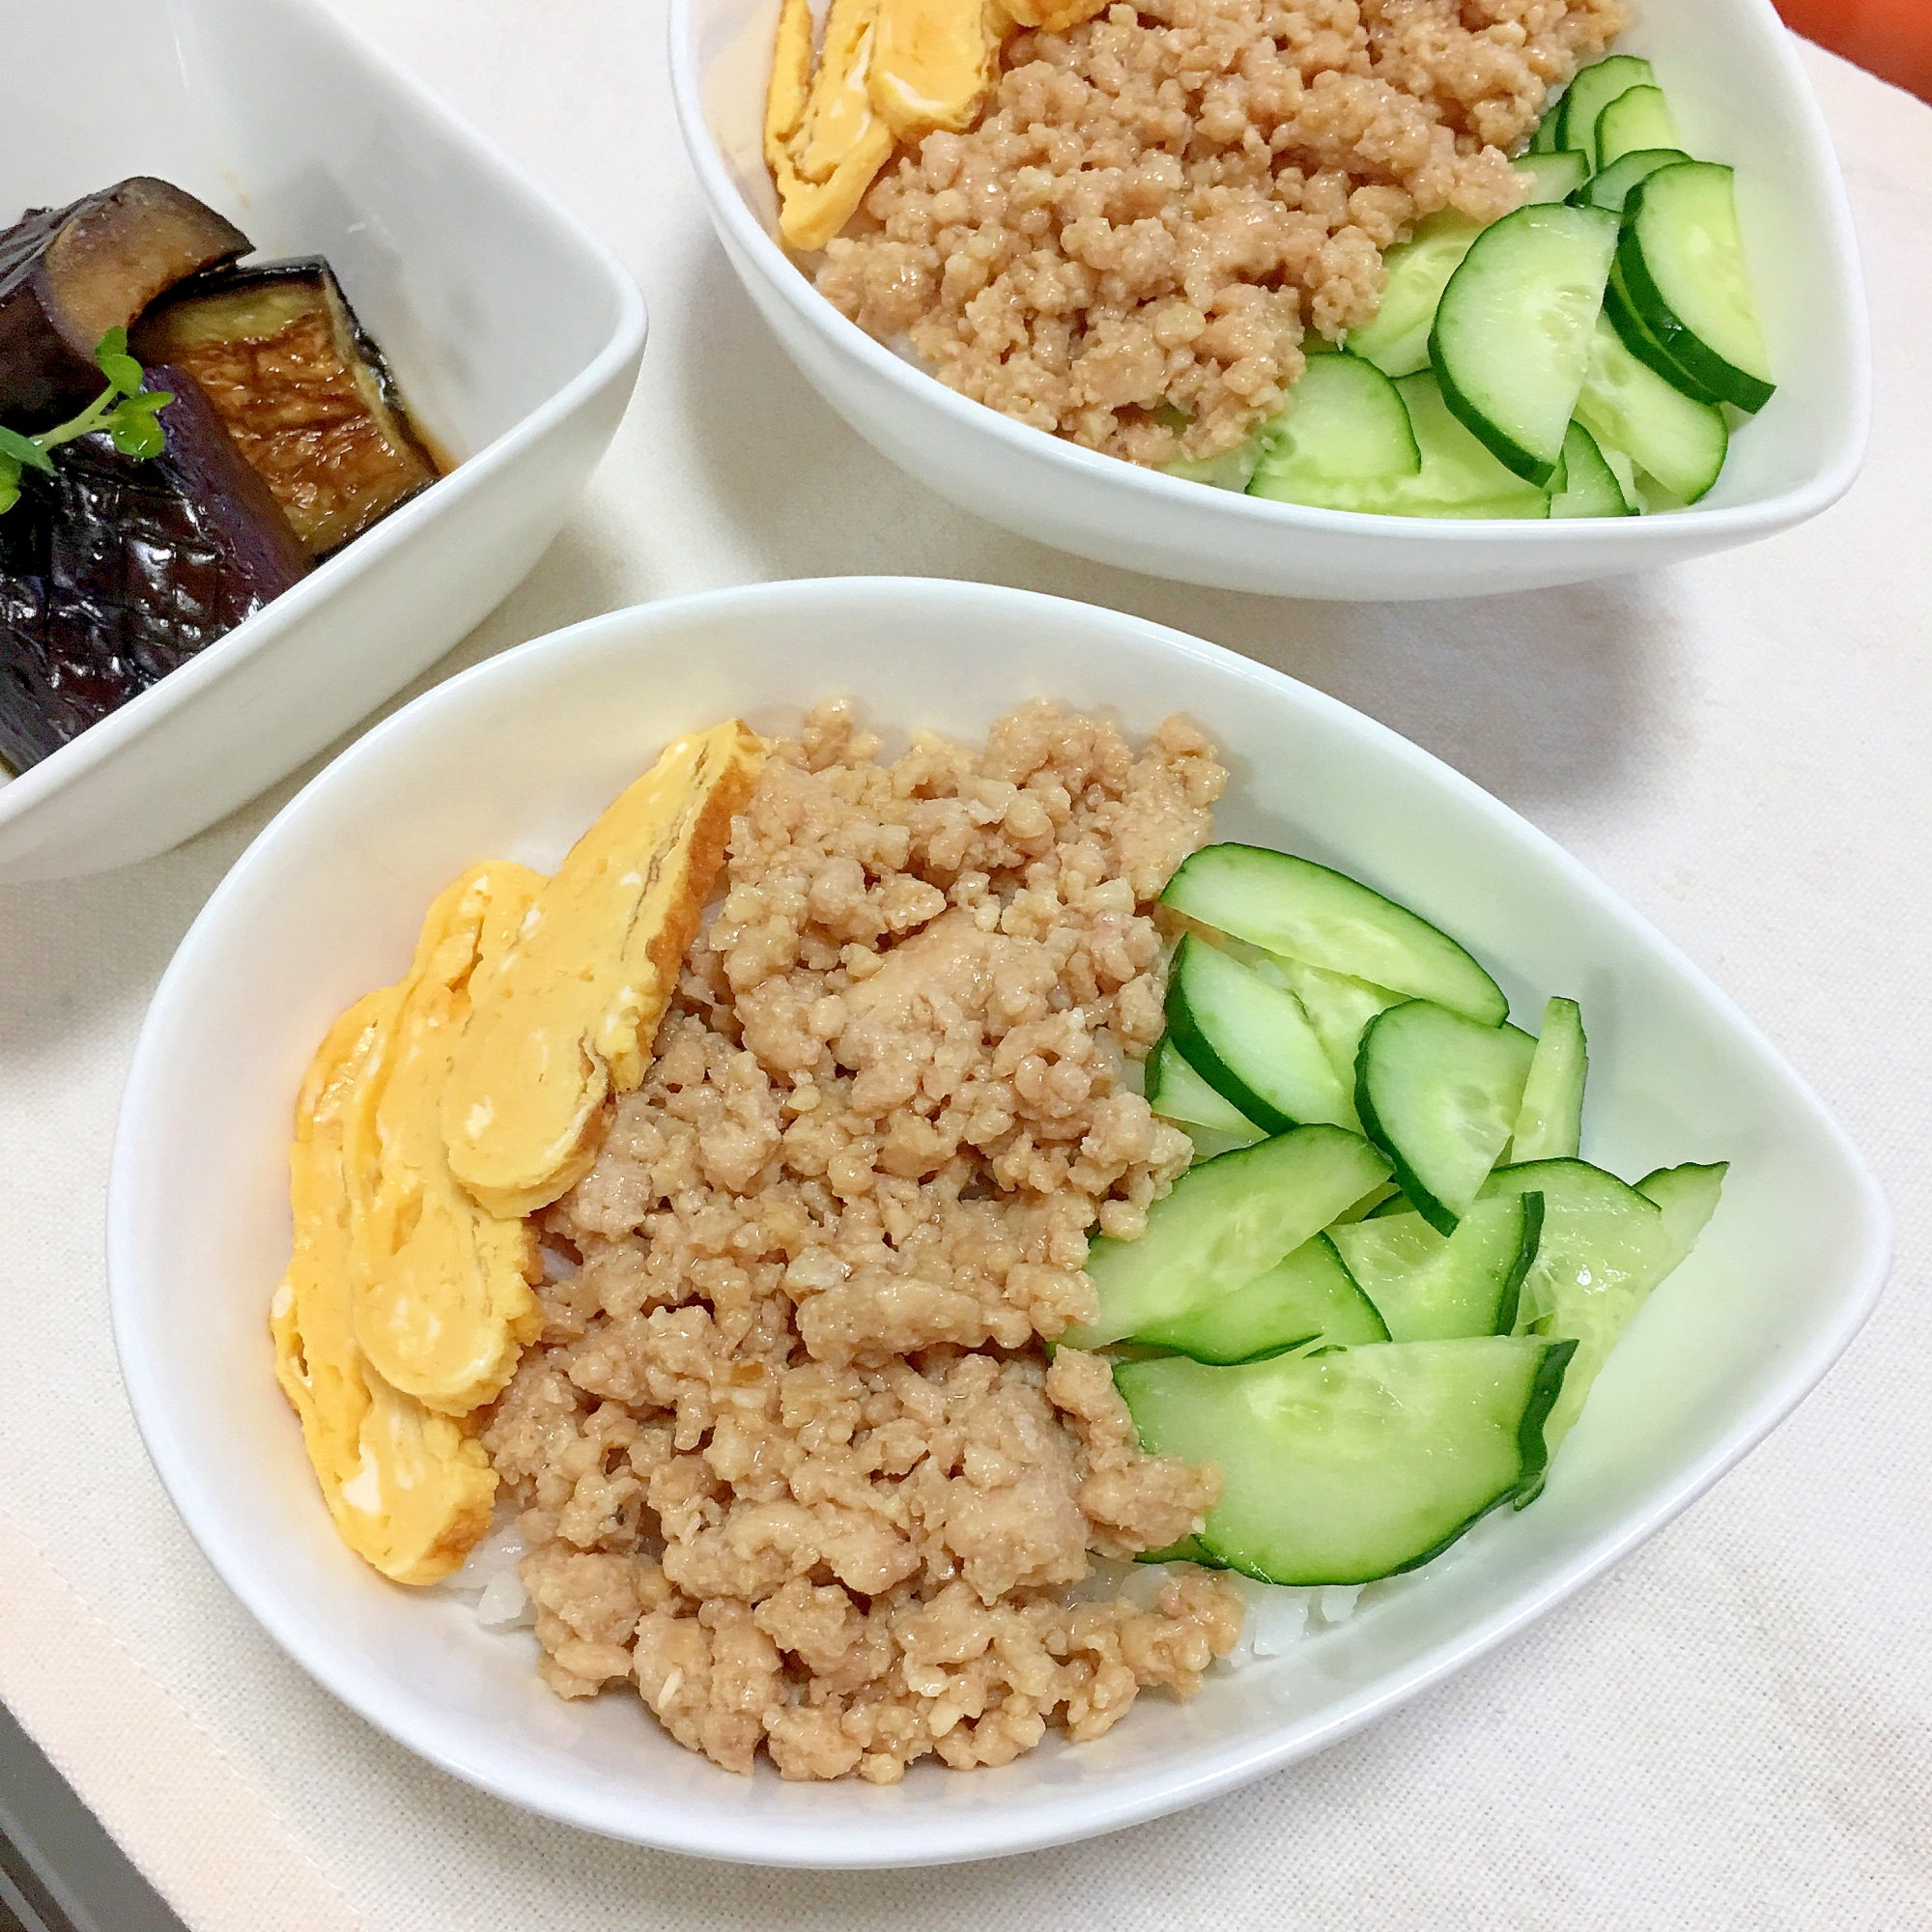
0 334 168 514
0 424 55 474
109 412 166 459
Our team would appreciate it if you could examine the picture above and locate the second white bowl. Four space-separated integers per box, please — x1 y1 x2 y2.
669 0 1868 600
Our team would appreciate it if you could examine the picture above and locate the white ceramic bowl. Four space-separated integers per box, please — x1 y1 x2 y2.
669 0 1868 601
111 579 1888 1865
0 0 646 883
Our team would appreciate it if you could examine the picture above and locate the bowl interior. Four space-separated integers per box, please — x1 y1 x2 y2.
110 580 1887 1864
680 0 1864 515
4 0 628 470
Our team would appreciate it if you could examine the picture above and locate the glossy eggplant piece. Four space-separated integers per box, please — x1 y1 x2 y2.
132 259 440 557
0 180 250 425
0 367 310 772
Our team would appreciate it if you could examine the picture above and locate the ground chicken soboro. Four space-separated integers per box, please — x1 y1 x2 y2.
815 0 1625 465
480 700 1245 1781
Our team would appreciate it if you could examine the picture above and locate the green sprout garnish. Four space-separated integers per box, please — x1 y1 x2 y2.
0 328 173 515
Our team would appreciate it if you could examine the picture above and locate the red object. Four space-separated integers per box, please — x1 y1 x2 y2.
1776 0 1932 102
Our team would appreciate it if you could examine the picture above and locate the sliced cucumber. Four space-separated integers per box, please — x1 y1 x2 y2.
1511 996 1588 1158
1514 150 1590 205
1548 420 1633 518
1166 932 1356 1134
1482 1158 1675 1451
1529 99 1564 154
1332 1192 1542 1342
1635 1160 1727 1272
1558 55 1656 165
1347 213 1483 381
1247 353 1421 509
1135 1232 1388 1364
1575 316 1728 504
1117 1337 1576 1584
1162 433 1268 492
1595 84 1682 168
1137 1534 1224 1567
1574 148 1694 215
1603 258 1726 405
1431 202 1620 486
1064 1125 1391 1349
1390 371 1551 517
1145 1034 1263 1143
1620 161 1775 412
1161 844 1508 1027
1267 955 1405 1091
1356 1000 1537 1234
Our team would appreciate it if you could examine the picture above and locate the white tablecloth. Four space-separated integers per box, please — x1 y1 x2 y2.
2 11 1927 1928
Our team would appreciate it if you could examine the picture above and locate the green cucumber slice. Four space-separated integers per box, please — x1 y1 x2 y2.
1603 257 1726 405
1064 1125 1392 1349
1389 371 1552 517
1430 202 1620 486
1557 55 1656 165
1514 150 1590 204
1574 148 1694 215
1619 162 1775 412
1356 1001 1538 1234
1347 213 1483 381
1162 433 1268 492
1575 316 1728 504
1548 421 1633 518
1246 353 1421 509
1332 1192 1542 1342
1510 996 1588 1158
1595 84 1682 168
1137 1535 1225 1567
1162 844 1508 1026
1266 955 1405 1090
1166 933 1356 1134
1482 1158 1674 1452
1635 1160 1728 1271
1529 99 1564 154
1117 1337 1576 1584
1135 1232 1388 1364
1144 1035 1263 1143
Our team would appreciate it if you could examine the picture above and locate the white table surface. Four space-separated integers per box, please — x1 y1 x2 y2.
1 10 1927 1929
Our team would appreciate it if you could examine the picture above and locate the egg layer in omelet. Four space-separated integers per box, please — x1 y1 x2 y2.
441 718 764 1221
764 0 1109 251
273 721 765 1584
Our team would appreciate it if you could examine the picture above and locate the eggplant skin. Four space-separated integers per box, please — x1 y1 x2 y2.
0 179 251 425
0 366 309 772
133 259 441 557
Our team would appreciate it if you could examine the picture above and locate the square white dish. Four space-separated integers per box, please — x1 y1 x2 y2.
670 0 1868 600
0 0 646 882
109 578 1889 1864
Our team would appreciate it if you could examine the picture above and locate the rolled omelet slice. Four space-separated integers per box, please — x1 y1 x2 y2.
767 0 899 251
344 862 548 1417
870 0 1005 139
272 992 497 1586
442 719 765 1220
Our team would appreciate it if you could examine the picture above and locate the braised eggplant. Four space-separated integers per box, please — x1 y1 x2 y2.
0 367 311 771
132 260 440 557
0 180 249 425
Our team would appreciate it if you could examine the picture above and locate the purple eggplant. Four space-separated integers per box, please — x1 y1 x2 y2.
0 180 250 425
0 366 310 772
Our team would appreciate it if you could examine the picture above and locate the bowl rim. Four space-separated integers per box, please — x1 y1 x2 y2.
665 0 1871 546
0 0 648 835
107 576 1893 1864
